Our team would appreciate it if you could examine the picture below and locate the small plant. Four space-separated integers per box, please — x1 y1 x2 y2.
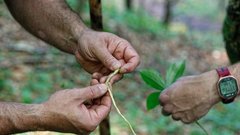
140 61 185 110
140 61 209 135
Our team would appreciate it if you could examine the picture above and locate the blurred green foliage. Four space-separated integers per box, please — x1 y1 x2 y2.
21 72 53 103
203 103 240 135
0 67 84 103
0 70 14 100
174 0 223 21
185 31 225 50
120 11 174 38
102 4 175 39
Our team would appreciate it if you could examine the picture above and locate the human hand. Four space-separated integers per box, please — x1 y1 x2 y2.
159 71 221 123
42 84 111 134
74 29 140 76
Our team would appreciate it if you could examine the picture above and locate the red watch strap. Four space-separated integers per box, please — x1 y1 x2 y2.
216 67 231 77
222 98 235 104
216 67 236 104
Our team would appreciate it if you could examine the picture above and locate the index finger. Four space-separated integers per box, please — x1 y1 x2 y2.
120 45 140 73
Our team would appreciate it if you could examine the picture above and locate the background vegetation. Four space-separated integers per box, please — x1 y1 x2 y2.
0 0 239 134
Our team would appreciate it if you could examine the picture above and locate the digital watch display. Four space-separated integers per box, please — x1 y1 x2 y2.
216 67 239 104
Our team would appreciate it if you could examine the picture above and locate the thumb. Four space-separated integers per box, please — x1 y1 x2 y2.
81 84 108 100
94 46 121 71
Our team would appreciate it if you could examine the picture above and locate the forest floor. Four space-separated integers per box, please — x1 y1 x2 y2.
0 2 233 135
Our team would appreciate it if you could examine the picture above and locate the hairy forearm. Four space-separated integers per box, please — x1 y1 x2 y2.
4 0 87 54
0 102 80 134
0 102 44 134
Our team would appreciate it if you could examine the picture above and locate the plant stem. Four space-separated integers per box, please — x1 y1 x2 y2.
195 121 209 135
105 69 137 135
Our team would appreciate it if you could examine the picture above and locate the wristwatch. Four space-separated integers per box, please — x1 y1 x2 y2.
216 67 239 104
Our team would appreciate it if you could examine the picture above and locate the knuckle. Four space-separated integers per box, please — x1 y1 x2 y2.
100 76 107 83
120 39 130 45
92 72 101 79
181 118 191 124
90 79 99 86
163 106 171 113
172 113 182 121
104 57 115 65
89 86 96 98
162 107 171 116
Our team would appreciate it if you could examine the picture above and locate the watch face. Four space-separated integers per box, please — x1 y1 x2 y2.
219 77 238 99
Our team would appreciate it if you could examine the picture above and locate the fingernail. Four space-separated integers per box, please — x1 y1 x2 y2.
112 62 121 70
120 68 127 73
99 84 107 92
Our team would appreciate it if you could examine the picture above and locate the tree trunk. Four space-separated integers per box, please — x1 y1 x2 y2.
126 0 132 10
163 0 173 26
223 0 240 63
99 116 111 135
88 0 111 135
89 0 103 31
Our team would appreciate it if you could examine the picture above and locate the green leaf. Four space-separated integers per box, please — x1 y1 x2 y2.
165 63 176 86
146 92 161 110
173 60 186 82
165 60 186 86
140 69 165 91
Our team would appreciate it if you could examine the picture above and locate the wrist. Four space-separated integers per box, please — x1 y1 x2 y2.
210 70 222 104
70 21 89 52
199 70 221 105
40 102 79 133
58 16 89 55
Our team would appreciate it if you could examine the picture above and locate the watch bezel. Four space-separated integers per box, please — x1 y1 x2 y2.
217 75 239 100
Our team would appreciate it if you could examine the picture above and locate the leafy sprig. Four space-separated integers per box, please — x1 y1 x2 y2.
140 61 208 135
140 61 185 110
